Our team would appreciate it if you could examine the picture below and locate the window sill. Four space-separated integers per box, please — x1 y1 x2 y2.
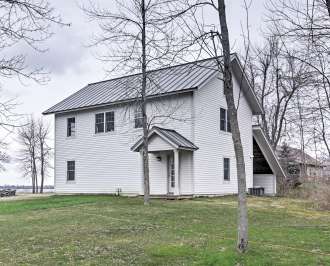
223 180 231 184
66 180 76 184
93 131 116 136
219 130 232 136
66 136 76 140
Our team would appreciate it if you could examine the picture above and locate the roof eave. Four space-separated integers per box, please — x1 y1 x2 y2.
43 88 197 116
230 55 263 115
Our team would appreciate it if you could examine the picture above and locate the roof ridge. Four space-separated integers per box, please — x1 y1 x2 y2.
87 55 231 86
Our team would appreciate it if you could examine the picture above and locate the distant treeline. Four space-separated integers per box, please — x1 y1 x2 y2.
0 185 54 189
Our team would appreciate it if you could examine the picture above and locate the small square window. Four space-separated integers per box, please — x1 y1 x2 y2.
67 117 75 137
67 161 75 181
95 113 104 133
224 158 230 181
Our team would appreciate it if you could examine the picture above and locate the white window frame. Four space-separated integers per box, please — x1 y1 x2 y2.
67 117 76 137
95 111 115 134
220 107 231 133
134 108 143 129
67 160 75 182
223 157 231 182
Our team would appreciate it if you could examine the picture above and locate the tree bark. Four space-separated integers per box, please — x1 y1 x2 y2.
141 0 150 205
40 142 44 194
218 0 248 252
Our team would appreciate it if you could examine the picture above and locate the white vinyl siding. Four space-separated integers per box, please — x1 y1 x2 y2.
54 94 193 195
54 72 255 196
253 174 276 195
193 73 253 195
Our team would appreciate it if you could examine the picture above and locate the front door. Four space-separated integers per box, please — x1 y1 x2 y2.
167 153 175 194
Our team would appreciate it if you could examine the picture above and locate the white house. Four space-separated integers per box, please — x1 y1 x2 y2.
43 55 285 197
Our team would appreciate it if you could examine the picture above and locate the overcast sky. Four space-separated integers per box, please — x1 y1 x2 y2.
0 0 267 185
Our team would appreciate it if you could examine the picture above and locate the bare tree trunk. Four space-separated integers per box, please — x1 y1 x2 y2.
297 92 306 180
31 158 35 194
141 0 150 205
33 155 38 193
218 0 248 252
40 142 45 194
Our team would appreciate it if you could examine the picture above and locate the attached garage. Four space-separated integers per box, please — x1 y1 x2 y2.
252 126 286 195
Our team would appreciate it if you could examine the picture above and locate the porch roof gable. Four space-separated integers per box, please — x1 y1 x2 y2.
131 127 199 152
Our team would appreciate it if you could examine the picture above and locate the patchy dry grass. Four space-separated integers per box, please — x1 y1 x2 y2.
0 195 329 265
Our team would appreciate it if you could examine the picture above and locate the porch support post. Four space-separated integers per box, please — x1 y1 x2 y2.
174 149 180 195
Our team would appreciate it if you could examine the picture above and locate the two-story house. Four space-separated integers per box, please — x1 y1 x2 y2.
43 55 285 196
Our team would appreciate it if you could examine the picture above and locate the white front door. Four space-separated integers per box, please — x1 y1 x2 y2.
167 154 175 194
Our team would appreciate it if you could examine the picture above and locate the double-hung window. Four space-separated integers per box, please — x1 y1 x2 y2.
106 112 115 132
67 117 75 137
220 108 231 132
67 161 75 181
95 113 105 133
95 111 115 133
223 158 230 181
134 108 143 128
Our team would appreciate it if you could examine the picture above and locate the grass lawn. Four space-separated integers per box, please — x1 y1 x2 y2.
0 195 330 265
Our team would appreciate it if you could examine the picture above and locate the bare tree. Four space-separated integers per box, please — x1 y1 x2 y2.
82 0 183 205
17 117 38 193
164 0 251 252
0 1 65 173
36 118 52 193
0 0 65 82
219 0 248 252
261 0 330 161
247 36 312 149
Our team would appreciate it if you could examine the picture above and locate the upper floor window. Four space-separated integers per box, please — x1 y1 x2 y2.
223 158 230 181
220 108 231 132
95 111 115 133
134 108 143 128
106 111 115 132
67 161 75 181
67 117 75 137
95 113 104 133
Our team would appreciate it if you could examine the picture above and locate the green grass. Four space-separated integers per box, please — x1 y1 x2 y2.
0 195 330 265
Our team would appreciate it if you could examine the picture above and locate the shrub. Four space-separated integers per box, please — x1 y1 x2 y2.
286 182 330 211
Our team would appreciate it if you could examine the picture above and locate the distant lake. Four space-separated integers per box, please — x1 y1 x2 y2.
16 188 55 193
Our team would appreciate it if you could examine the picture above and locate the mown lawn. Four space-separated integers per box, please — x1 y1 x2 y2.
0 195 330 265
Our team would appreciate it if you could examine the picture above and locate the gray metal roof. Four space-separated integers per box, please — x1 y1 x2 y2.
131 126 199 152
43 55 263 115
43 58 219 115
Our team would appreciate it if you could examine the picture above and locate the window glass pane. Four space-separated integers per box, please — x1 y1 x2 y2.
134 108 143 128
220 108 226 131
106 112 114 132
67 161 75 181
67 117 75 137
224 158 230 180
95 113 104 133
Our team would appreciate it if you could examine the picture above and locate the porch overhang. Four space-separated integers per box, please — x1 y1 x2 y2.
131 126 199 152
253 125 286 178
